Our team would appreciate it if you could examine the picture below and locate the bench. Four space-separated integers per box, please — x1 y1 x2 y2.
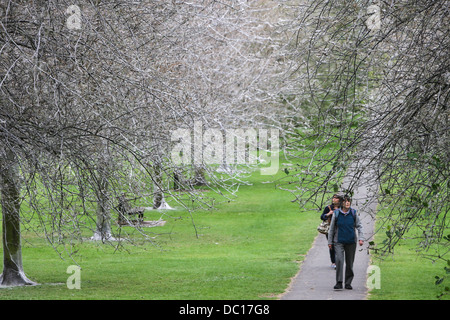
116 194 145 225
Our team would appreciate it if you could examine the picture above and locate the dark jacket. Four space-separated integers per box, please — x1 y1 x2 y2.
320 204 334 221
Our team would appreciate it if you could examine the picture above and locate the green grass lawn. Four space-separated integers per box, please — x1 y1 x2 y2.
0 168 319 300
1 162 448 300
368 227 450 300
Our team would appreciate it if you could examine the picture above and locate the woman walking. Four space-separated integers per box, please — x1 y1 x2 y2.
327 195 364 290
320 193 343 268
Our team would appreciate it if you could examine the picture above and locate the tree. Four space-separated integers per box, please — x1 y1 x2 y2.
0 0 294 286
281 0 449 259
0 0 197 285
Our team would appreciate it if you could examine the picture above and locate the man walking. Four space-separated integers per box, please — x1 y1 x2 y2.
328 195 364 290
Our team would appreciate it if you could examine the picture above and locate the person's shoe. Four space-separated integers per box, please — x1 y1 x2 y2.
345 284 352 290
334 282 343 290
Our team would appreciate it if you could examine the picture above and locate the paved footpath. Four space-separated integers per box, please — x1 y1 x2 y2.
281 169 377 300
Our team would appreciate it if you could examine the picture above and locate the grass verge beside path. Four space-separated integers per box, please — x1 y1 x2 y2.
368 228 450 300
0 169 319 300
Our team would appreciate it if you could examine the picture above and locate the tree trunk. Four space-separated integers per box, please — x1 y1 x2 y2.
92 178 114 241
92 147 115 241
0 150 36 286
153 164 163 209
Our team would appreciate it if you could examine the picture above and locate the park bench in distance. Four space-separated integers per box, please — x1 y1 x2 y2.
116 194 145 226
